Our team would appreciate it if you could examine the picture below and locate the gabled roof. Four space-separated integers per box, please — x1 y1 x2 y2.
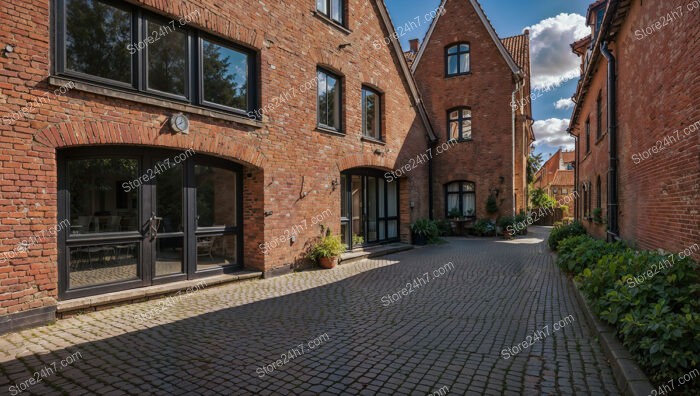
552 170 575 186
501 32 530 79
561 150 575 164
410 0 521 77
374 1 437 141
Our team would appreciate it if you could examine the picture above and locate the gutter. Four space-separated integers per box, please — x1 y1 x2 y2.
600 42 619 240
512 83 519 216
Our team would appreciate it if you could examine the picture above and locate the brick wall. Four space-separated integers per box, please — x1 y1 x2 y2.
0 0 431 317
572 0 700 258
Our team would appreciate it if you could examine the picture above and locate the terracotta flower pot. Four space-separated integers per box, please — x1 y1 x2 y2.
319 256 338 269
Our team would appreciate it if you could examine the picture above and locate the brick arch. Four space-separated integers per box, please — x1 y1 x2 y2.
32 121 267 169
336 153 395 173
317 49 349 75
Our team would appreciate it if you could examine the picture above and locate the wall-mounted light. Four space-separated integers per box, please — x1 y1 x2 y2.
331 178 339 191
2 44 15 57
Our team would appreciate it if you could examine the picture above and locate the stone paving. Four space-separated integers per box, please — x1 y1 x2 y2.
0 227 620 395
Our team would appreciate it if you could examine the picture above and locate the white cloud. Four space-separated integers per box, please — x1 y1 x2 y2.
525 13 589 91
554 98 574 110
533 118 575 150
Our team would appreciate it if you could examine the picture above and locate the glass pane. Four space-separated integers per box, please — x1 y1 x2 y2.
447 45 458 54
447 182 460 192
340 222 348 247
156 161 183 233
448 54 458 75
447 193 460 213
196 234 237 270
363 90 379 138
462 119 472 139
351 176 363 239
65 0 132 83
379 180 385 217
367 177 377 242
340 174 348 218
326 74 340 129
460 44 469 52
388 220 398 239
196 165 237 228
462 109 471 118
463 182 475 192
69 242 138 289
156 236 183 276
462 193 476 216
387 181 398 217
449 121 460 141
379 220 386 240
316 0 327 14
68 159 139 235
317 71 328 126
147 19 187 96
460 53 470 73
331 0 343 23
202 39 248 110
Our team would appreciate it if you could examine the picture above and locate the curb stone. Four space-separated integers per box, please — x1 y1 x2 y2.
560 258 655 396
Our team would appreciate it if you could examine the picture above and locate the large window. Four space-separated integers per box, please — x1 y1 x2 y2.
446 43 470 76
317 68 342 131
362 87 381 140
448 108 472 141
56 0 256 115
316 0 344 25
58 148 242 300
445 182 476 218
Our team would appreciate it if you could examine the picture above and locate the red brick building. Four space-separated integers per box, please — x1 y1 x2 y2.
408 0 534 221
569 0 699 256
534 149 575 207
0 0 442 332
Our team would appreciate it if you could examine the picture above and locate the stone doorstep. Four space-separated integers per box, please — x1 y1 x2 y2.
339 243 414 265
57 271 262 315
565 272 654 396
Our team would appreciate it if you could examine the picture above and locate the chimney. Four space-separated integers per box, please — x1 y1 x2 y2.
409 38 420 53
524 29 530 36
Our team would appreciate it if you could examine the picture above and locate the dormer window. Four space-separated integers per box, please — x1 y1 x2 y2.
595 7 605 37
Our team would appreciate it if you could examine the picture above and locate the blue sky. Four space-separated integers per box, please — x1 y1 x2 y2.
385 0 593 158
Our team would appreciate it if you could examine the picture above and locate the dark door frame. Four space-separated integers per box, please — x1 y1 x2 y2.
57 147 243 300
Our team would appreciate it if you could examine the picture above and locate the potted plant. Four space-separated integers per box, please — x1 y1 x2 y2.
352 234 365 247
308 227 346 269
448 208 463 220
498 216 515 239
411 218 438 245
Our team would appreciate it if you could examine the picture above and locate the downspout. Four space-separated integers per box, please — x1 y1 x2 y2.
567 128 579 220
600 42 619 240
428 139 435 220
511 80 521 216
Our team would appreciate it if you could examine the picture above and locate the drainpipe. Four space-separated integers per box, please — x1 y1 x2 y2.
600 42 619 240
567 128 579 220
511 81 521 216
428 139 435 220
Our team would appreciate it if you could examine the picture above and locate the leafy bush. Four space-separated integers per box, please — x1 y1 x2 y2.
486 195 499 214
411 219 443 244
574 247 700 385
548 221 586 250
434 219 452 237
556 235 626 274
473 219 495 236
497 216 515 231
513 211 529 235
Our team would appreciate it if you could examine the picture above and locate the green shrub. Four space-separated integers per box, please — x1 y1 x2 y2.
548 221 586 250
556 235 626 275
308 233 346 261
410 219 442 244
576 249 700 384
434 219 451 237
473 219 495 236
497 216 515 231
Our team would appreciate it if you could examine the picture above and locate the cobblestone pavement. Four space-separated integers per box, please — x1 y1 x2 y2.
0 227 620 395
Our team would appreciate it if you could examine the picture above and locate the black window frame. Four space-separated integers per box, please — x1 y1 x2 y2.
445 181 477 218
361 86 382 141
445 43 471 77
316 0 345 26
317 67 343 133
447 107 473 141
54 0 258 118
596 176 602 209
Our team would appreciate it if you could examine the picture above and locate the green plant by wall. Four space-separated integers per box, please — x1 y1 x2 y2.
486 195 499 214
547 221 586 250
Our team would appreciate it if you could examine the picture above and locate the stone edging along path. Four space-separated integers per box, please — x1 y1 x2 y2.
557 251 655 396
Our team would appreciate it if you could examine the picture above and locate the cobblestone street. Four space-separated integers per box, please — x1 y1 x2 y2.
0 227 619 395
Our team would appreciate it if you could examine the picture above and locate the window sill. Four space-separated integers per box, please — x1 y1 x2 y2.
361 136 385 145
312 11 352 35
448 138 472 143
445 72 472 79
48 76 264 129
595 134 607 144
316 125 345 136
